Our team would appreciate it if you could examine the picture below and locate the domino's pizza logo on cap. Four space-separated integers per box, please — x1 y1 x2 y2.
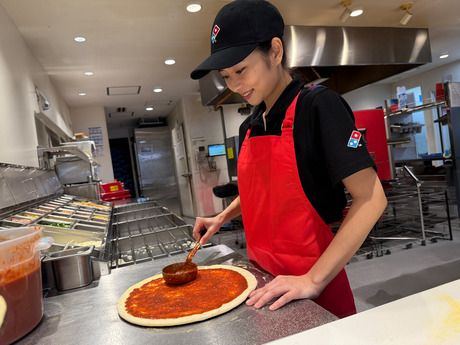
190 0 285 80
347 130 362 149
211 25 220 44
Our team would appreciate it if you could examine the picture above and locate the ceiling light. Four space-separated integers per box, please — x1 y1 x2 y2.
78 92 87 96
145 106 154 111
84 71 94 76
153 88 163 93
440 53 449 59
340 0 363 22
350 7 364 17
164 59 176 65
400 3 413 26
186 3 202 13
74 36 86 43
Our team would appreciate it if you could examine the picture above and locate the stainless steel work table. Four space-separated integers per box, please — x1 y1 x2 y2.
18 245 337 345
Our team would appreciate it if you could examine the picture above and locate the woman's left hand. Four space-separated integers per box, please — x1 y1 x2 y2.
246 274 323 311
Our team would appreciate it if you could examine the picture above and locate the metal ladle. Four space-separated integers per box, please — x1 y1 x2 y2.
162 230 205 285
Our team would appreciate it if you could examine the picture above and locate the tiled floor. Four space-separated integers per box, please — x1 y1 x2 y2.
347 219 460 311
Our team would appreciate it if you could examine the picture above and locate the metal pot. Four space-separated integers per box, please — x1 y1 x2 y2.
43 246 94 291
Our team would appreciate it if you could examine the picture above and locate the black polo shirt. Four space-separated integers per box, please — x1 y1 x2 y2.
238 79 375 224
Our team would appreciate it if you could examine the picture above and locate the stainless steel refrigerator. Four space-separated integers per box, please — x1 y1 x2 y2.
134 127 178 200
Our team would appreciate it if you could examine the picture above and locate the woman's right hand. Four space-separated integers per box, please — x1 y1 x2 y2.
192 215 225 245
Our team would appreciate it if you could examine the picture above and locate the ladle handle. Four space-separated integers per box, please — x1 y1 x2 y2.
186 228 206 262
186 242 201 262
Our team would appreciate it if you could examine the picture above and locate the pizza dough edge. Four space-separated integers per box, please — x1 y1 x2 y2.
117 264 257 327
0 295 6 328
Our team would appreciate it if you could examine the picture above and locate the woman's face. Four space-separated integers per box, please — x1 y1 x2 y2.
219 49 280 106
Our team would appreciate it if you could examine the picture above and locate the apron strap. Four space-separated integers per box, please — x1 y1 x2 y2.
282 92 301 130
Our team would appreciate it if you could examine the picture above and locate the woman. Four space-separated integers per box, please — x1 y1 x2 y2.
190 0 387 318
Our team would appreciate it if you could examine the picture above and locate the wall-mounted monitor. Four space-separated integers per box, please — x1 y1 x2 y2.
208 144 226 157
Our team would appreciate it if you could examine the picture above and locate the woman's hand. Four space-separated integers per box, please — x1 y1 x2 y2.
246 274 323 311
192 215 225 245
192 196 241 244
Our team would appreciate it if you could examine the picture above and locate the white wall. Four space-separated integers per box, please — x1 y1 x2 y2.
391 61 460 157
393 61 460 100
341 62 460 113
319 62 460 112
181 94 228 216
222 104 250 138
0 4 72 166
108 126 134 139
342 61 460 162
70 107 114 183
168 94 250 217
343 83 393 111
331 62 460 111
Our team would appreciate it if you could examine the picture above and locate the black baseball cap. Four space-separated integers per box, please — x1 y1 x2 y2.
190 0 284 80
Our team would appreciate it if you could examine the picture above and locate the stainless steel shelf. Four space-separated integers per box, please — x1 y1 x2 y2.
387 138 412 145
386 101 446 117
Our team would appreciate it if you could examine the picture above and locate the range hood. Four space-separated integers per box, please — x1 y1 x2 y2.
198 25 432 106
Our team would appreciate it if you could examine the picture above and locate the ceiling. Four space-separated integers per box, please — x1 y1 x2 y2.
1 0 459 130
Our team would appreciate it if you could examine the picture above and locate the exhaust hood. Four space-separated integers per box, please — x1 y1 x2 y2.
198 25 432 106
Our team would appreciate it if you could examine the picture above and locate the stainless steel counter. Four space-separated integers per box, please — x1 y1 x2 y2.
18 245 337 345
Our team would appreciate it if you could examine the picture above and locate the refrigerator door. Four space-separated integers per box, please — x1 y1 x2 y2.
134 127 178 199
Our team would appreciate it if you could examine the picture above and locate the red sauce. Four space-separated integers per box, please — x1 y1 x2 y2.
0 248 43 344
125 268 248 319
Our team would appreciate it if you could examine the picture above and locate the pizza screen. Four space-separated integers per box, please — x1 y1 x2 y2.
125 268 248 319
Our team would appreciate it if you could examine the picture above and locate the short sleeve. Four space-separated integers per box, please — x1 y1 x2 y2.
312 89 375 185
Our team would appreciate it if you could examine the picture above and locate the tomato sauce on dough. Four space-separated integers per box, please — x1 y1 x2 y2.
125 268 248 319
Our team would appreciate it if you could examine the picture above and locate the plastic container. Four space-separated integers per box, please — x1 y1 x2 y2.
100 180 131 201
0 226 51 344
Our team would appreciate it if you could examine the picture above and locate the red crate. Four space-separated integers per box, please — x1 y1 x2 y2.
100 181 131 201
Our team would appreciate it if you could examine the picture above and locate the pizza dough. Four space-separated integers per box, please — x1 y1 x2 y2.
117 264 257 327
0 295 6 328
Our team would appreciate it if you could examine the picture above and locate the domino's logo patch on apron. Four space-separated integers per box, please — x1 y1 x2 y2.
347 130 361 149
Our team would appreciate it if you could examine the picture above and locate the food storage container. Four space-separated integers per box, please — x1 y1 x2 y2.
37 218 74 229
43 246 94 291
0 226 51 344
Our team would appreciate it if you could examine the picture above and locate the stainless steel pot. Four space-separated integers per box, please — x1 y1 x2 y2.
43 246 94 291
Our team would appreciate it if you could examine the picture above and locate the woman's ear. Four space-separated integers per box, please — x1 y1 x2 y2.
270 37 284 66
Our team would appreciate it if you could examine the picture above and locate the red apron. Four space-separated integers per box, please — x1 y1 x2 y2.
237 93 356 318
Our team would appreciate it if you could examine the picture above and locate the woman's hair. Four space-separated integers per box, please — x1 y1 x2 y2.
255 38 287 68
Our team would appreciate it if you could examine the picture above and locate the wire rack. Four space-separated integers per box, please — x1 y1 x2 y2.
110 204 211 268
111 200 159 213
112 205 172 223
353 167 453 259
